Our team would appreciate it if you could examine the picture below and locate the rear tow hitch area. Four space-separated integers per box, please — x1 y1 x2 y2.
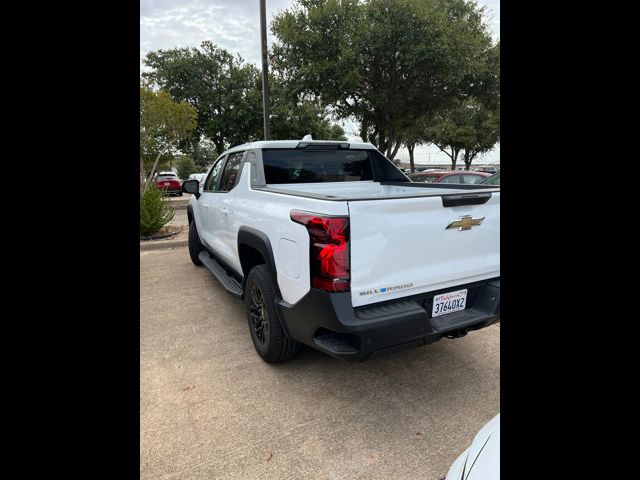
446 328 468 339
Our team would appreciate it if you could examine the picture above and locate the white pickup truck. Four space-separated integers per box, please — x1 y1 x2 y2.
182 139 500 363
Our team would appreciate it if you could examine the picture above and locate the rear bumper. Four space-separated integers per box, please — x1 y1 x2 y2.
278 278 500 362
157 186 182 194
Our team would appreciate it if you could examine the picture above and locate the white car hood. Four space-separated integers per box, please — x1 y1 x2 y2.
446 414 500 480
465 422 499 480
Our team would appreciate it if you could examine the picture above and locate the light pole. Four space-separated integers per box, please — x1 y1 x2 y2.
259 0 271 140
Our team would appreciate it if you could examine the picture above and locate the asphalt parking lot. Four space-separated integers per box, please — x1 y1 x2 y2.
140 247 500 480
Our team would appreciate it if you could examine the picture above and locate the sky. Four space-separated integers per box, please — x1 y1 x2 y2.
140 0 500 165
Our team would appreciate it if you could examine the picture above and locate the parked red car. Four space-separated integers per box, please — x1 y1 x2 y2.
408 170 491 184
155 171 183 196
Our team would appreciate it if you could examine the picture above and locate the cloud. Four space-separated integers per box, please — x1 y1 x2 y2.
479 0 500 40
140 0 293 70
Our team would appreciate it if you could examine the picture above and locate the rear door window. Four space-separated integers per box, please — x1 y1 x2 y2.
439 174 464 184
219 152 244 192
262 149 373 183
462 174 487 184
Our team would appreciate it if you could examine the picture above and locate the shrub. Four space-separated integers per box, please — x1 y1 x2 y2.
140 184 175 236
177 156 196 181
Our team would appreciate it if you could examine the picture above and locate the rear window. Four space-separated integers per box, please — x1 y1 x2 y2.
262 149 373 184
409 174 439 183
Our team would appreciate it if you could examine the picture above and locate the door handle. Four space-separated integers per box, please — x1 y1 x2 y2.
219 208 228 216
203 203 210 210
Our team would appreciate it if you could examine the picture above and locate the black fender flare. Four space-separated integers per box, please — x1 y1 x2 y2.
237 227 280 294
238 227 295 338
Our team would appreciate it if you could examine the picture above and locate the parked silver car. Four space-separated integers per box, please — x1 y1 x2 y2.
445 414 500 480
187 173 207 190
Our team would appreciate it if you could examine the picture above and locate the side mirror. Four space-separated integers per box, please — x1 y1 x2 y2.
182 179 200 198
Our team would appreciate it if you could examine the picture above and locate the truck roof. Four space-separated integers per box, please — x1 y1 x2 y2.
223 140 377 156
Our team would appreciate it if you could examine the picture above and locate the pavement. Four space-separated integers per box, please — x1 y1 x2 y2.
169 208 188 227
166 194 191 210
140 247 500 480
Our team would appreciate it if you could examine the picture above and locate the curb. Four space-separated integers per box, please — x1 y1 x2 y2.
140 239 188 251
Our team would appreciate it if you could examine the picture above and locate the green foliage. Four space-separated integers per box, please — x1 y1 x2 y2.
149 152 174 172
140 184 175 237
190 139 218 170
270 76 347 140
423 40 500 169
424 98 499 170
327 123 347 141
142 42 346 152
143 42 263 154
271 0 494 157
176 156 197 180
140 86 198 180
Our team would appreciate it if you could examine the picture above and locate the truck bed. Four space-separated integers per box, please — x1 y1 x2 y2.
255 180 498 201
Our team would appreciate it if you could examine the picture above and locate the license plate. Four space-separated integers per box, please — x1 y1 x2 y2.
432 289 467 317
164 182 171 185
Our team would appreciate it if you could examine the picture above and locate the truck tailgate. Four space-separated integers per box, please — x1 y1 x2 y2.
348 193 499 307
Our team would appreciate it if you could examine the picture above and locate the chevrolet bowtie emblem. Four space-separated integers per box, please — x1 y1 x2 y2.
446 215 485 231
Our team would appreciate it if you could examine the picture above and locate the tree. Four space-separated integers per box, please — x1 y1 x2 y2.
271 0 493 158
143 42 345 151
460 42 500 169
143 41 263 155
423 102 469 170
140 86 197 195
327 123 348 141
270 76 346 140
399 115 431 172
180 137 218 171
176 156 197 180
424 39 499 170
423 98 499 170
459 103 500 169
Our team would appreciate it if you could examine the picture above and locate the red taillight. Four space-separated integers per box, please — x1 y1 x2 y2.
291 210 350 293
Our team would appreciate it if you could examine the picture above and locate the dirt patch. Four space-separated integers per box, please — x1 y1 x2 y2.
140 225 186 242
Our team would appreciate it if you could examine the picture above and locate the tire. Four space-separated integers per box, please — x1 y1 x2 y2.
188 220 204 266
245 265 301 363
178 192 183 197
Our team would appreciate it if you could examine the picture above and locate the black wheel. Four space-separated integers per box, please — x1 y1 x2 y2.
188 221 204 266
178 191 183 197
245 265 300 363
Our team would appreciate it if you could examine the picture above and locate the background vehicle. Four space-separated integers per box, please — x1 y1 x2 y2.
156 171 182 196
481 172 500 186
413 166 445 173
408 171 491 184
183 140 500 363
475 166 499 174
187 173 207 190
445 414 500 480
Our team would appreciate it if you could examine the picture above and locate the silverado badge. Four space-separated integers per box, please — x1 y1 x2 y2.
446 215 485 231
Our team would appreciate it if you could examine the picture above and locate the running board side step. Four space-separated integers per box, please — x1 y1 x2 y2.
198 251 243 298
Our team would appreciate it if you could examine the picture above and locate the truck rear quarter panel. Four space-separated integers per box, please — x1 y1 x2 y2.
231 162 349 304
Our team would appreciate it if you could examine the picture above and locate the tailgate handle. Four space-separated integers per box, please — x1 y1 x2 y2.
442 193 492 207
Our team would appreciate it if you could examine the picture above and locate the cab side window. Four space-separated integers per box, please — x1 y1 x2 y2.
203 156 226 192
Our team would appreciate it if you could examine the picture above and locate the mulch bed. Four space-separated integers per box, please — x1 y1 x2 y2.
140 225 186 242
